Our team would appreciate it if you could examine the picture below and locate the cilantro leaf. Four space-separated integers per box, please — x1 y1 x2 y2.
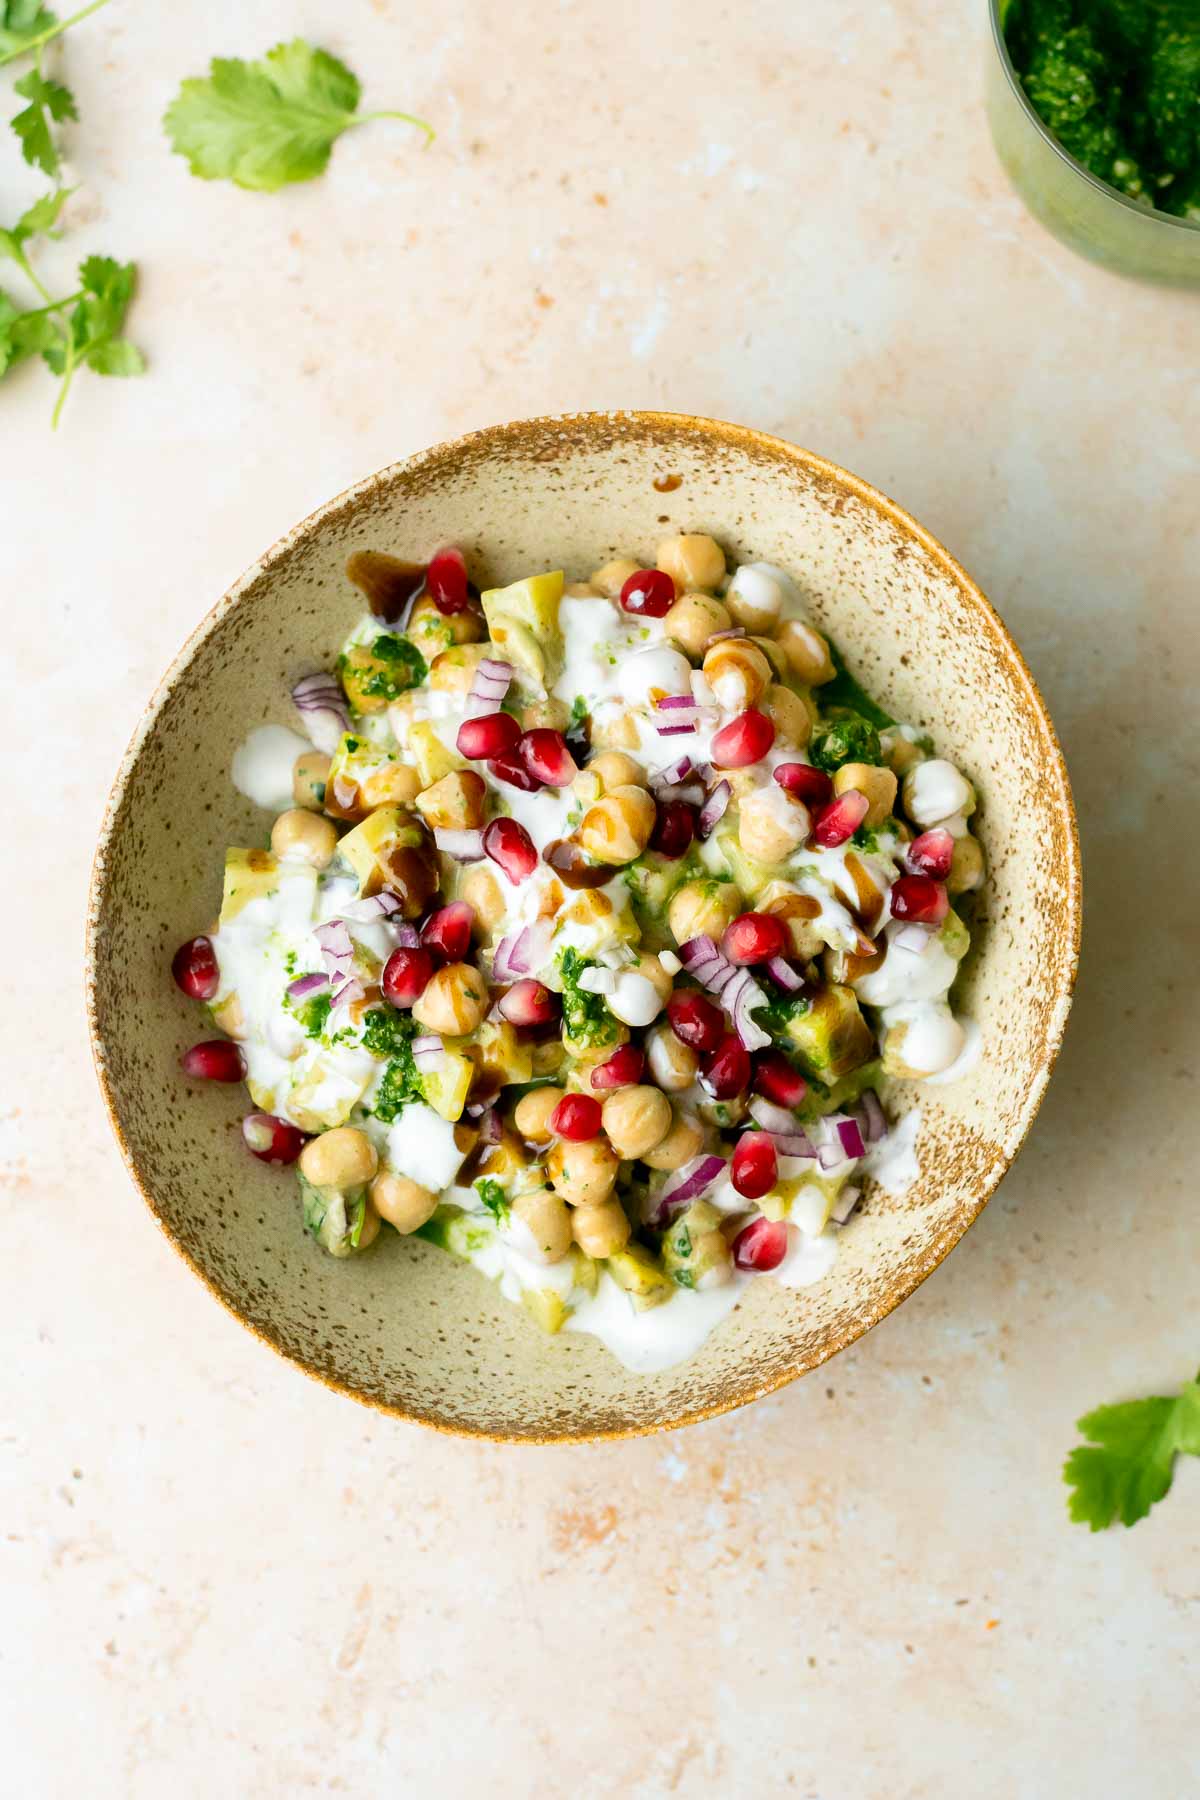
163 38 433 193
0 0 55 61
474 1178 509 1224
0 184 70 271
1064 1372 1200 1530
11 67 76 174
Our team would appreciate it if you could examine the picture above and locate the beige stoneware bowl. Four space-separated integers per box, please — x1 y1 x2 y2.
86 412 1081 1442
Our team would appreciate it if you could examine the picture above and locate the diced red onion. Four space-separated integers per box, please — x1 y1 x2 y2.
656 722 696 737
726 971 772 1052
680 937 771 1051
492 918 552 981
830 1185 861 1226
697 779 730 839
314 919 354 985
650 1153 727 1225
391 922 421 948
817 1139 843 1171
656 694 701 711
837 1117 866 1160
411 1035 446 1073
765 955 802 992
749 1095 797 1136
338 893 403 923
773 1131 816 1159
706 626 746 644
478 1107 502 1143
329 976 365 1017
434 827 485 861
859 1088 887 1144
892 923 933 954
466 658 514 716
292 672 349 754
287 971 330 1000
650 754 694 791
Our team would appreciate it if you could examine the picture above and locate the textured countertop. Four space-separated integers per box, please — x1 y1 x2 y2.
4 2 1199 1795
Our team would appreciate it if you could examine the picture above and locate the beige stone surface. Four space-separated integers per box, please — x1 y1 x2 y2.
2 2 1198 1795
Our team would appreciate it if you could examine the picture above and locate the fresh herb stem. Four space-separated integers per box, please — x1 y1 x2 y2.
354 109 435 144
0 0 111 68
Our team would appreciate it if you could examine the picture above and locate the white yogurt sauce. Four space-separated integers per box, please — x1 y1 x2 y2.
863 1106 923 1194
231 725 312 813
564 1270 747 1373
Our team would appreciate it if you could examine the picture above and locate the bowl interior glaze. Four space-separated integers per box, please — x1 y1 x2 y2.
86 413 1080 1441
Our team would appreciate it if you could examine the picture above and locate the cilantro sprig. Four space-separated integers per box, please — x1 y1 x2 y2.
1064 1369 1200 1530
164 39 433 193
0 0 108 67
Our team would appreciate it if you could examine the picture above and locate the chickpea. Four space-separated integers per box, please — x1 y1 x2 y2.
947 833 986 895
271 808 338 869
760 683 813 747
635 952 674 1007
589 557 641 598
292 751 331 811
411 962 487 1036
512 1188 573 1263
371 1171 438 1234
697 1091 748 1128
760 885 825 959
702 639 772 712
590 710 640 751
531 1039 568 1080
587 750 643 792
562 581 599 599
667 878 743 946
834 762 898 829
601 1085 672 1159
415 769 487 831
725 563 788 633
578 784 656 865
882 730 925 777
409 594 484 647
571 1199 631 1259
546 1136 619 1207
608 971 664 1029
645 1022 698 1093
778 618 836 686
902 759 976 828
458 864 505 937
520 697 570 731
359 762 422 809
300 1127 378 1190
737 785 810 865
657 533 726 593
429 643 492 696
357 1202 382 1250
514 1086 565 1145
641 1108 704 1172
662 592 732 659
211 992 246 1040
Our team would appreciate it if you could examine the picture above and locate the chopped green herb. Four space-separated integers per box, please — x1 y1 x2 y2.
296 991 332 1040
820 640 896 731
1064 1369 1200 1530
360 1005 417 1060
340 632 427 701
163 38 433 193
558 946 621 1048
474 1178 509 1224
568 695 589 732
750 989 811 1039
809 709 883 774
11 66 76 175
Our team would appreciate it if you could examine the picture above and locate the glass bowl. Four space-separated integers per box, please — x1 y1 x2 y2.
986 0 1200 289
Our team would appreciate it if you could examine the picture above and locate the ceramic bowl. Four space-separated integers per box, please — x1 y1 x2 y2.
86 412 1081 1442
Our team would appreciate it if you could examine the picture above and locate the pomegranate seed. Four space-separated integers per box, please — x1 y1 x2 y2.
590 1044 646 1090
619 568 676 617
890 874 950 925
732 1131 778 1199
711 709 775 769
649 798 696 859
420 902 474 964
483 817 538 883
457 710 521 760
171 935 219 1002
497 979 560 1028
813 789 869 847
722 911 789 966
381 946 434 1007
667 990 726 1053
488 747 544 792
906 828 955 880
519 729 578 787
753 1050 808 1109
549 1092 603 1140
242 1112 306 1165
774 762 833 807
732 1216 789 1272
181 1040 246 1083
426 546 469 615
701 1034 751 1099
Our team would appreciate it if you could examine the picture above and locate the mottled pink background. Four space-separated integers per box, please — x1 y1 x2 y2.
3 2 1198 1794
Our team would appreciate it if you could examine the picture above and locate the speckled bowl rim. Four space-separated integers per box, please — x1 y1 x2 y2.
85 410 1082 1444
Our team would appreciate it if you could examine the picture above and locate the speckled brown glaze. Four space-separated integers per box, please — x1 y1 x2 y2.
85 413 1081 1442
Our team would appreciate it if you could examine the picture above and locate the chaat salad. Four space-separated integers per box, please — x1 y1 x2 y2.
172 534 985 1373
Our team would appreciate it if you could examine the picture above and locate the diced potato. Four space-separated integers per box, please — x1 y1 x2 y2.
408 720 465 787
419 1047 475 1122
415 769 487 831
472 1019 534 1088
521 1288 569 1334
481 571 565 685
784 984 876 1081
605 1244 674 1311
220 848 279 923
326 733 420 821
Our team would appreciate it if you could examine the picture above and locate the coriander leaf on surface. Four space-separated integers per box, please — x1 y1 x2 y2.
11 66 76 174
163 37 433 193
1064 1372 1200 1530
